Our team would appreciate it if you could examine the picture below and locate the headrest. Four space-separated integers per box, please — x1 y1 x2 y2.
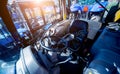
69 20 88 33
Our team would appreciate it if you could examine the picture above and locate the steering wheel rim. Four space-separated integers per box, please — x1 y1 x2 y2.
63 33 82 52
40 35 68 52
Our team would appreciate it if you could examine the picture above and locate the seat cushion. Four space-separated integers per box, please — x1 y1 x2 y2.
94 50 120 67
91 28 120 56
85 59 117 74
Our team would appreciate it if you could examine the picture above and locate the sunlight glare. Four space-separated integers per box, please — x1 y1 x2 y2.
35 0 43 3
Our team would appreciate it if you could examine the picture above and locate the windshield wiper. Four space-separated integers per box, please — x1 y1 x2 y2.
95 0 109 12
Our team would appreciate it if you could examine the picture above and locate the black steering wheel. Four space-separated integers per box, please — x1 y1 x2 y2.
40 35 68 52
40 33 82 53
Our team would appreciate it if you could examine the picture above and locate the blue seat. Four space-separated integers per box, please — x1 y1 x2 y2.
85 27 120 74
94 50 120 67
86 59 117 74
91 28 120 56
85 49 120 74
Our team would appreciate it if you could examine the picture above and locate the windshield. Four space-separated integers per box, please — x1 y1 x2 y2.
78 0 96 5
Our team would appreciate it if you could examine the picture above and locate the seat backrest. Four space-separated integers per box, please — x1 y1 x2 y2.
91 27 120 56
69 20 88 39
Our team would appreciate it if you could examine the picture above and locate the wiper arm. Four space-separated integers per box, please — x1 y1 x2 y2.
95 0 109 12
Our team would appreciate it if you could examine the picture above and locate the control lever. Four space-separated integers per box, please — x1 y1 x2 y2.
63 33 75 41
55 57 72 66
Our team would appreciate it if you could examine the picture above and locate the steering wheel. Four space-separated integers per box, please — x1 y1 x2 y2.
40 32 82 53
68 37 82 52
40 35 68 52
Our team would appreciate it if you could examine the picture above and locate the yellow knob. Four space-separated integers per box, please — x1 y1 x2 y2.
114 10 120 22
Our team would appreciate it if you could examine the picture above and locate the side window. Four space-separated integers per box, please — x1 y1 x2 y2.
24 7 44 30
42 6 56 24
0 17 14 46
54 0 61 21
7 4 31 40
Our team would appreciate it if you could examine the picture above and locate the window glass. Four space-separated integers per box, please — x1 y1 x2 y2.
78 0 95 5
42 6 55 24
0 17 14 46
7 4 31 40
24 8 44 30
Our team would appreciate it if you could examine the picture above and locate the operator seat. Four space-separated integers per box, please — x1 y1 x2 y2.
84 49 120 74
84 27 120 74
68 20 88 56
69 20 88 42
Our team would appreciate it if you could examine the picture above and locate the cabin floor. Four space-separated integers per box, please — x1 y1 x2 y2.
60 61 86 74
0 46 20 74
